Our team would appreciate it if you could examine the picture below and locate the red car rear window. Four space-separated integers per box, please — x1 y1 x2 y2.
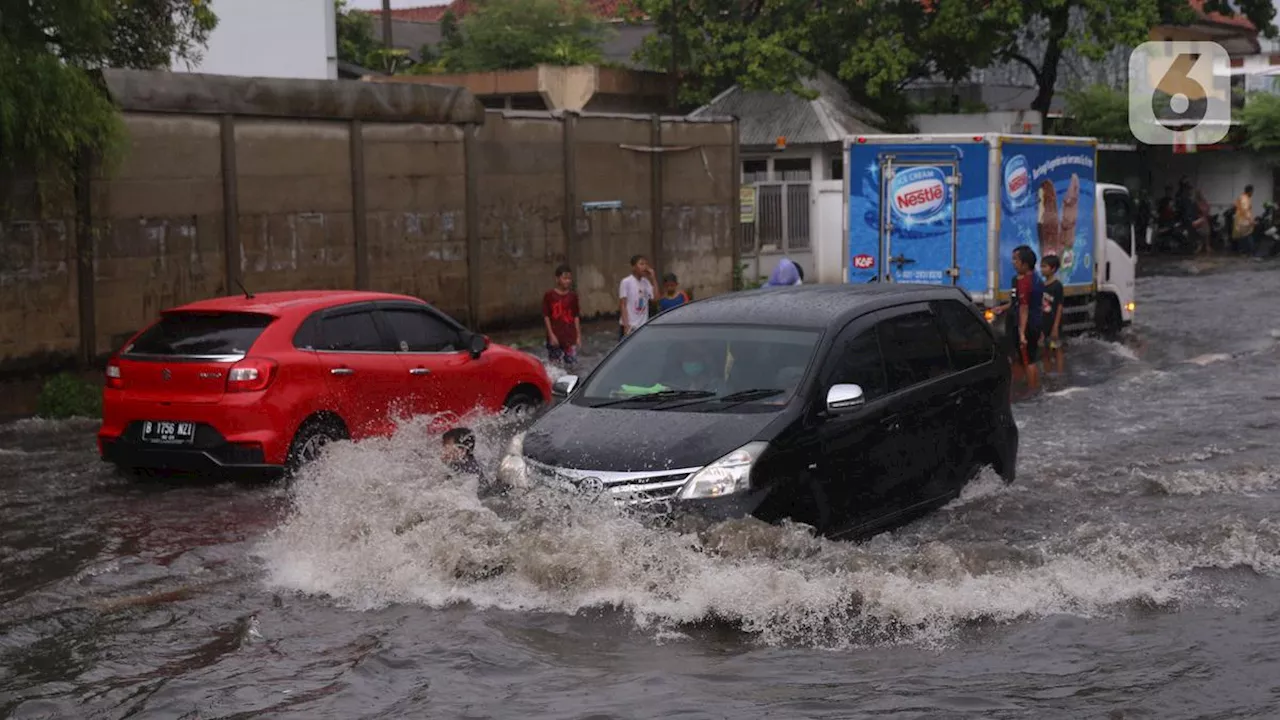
125 312 274 357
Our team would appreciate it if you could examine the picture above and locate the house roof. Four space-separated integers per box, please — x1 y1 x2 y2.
368 0 632 22
1187 0 1256 31
688 70 886 146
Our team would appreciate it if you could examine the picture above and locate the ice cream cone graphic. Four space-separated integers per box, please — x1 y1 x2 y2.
1060 173 1080 258
1037 180 1060 259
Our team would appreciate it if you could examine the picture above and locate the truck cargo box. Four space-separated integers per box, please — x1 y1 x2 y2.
845 134 1099 305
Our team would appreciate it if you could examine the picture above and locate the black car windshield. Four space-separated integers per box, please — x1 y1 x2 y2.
576 324 821 411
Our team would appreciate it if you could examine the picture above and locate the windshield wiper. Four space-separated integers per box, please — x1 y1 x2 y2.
589 389 716 408
707 388 787 412
717 388 786 402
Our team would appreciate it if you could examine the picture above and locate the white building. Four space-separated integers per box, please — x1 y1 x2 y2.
172 0 338 80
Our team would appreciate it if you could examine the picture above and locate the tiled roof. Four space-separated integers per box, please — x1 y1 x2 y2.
689 69 886 146
1188 0 1255 30
368 0 633 22
368 5 449 22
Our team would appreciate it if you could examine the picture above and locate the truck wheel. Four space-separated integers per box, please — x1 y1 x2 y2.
1096 296 1122 340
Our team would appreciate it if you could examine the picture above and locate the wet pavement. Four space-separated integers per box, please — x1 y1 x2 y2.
3 260 1280 719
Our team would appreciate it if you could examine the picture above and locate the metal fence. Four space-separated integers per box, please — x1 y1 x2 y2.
740 182 811 254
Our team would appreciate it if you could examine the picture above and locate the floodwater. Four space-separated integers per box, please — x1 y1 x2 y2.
3 262 1280 719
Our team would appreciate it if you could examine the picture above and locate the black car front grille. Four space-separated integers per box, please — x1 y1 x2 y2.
529 462 694 506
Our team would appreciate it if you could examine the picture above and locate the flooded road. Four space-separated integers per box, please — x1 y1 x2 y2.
4 263 1280 719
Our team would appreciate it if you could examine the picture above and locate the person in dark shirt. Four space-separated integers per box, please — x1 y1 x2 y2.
1040 254 1066 376
993 245 1044 393
395 427 493 536
443 427 485 482
542 264 581 367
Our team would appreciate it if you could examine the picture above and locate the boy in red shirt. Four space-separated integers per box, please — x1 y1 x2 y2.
542 264 581 367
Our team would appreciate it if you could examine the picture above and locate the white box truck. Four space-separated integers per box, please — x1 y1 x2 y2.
844 133 1136 335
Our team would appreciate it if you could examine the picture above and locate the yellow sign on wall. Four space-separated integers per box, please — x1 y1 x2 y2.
740 187 756 223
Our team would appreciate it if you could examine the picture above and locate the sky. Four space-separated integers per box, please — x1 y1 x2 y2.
346 0 449 9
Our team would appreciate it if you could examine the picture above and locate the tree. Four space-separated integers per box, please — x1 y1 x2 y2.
626 0 817 108
0 0 217 184
813 0 1024 126
336 0 378 69
1239 92 1280 153
1059 83 1131 141
438 0 611 72
999 0 1276 118
625 0 1027 119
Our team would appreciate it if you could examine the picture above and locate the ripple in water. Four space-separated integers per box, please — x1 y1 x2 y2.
256 417 1280 650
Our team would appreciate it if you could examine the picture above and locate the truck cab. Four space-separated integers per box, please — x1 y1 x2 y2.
1094 183 1137 333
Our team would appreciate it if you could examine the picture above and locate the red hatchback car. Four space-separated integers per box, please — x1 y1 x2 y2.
97 290 552 477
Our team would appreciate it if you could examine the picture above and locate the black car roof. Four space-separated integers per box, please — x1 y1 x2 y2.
648 283 971 329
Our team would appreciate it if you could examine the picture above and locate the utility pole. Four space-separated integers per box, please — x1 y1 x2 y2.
381 0 393 50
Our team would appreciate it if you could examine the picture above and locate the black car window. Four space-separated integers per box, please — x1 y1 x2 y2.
126 312 273 357
933 300 995 371
380 308 461 353
825 328 888 401
320 311 388 352
876 311 952 392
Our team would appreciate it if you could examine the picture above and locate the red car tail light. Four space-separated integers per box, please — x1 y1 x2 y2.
106 363 124 390
226 358 278 393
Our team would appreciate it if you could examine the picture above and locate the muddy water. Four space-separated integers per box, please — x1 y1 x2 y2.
3 264 1280 719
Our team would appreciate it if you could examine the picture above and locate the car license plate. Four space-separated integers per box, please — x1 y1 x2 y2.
141 421 196 445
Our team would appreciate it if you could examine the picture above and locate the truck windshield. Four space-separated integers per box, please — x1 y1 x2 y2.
576 324 821 411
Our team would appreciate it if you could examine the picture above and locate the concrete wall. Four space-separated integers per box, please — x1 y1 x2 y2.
0 108 738 371
92 114 227 354
0 178 79 371
363 123 469 322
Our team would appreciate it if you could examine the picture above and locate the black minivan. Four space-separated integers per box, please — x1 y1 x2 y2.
497 284 1018 539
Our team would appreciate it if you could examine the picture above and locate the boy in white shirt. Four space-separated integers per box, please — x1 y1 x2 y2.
618 254 657 338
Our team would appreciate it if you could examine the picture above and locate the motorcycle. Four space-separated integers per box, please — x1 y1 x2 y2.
1253 203 1280 259
1152 218 1199 255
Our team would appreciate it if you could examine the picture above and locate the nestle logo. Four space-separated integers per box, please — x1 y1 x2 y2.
895 182 944 213
889 166 949 224
1003 155 1030 208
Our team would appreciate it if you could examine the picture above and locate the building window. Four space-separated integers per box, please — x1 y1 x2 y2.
773 157 812 182
742 159 768 183
829 154 843 181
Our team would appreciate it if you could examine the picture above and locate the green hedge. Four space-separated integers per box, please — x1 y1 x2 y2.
36 373 102 419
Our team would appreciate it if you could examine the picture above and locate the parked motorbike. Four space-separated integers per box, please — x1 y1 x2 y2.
1152 218 1199 255
1253 203 1280 259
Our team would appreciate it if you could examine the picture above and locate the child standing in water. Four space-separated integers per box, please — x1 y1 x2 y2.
1040 254 1066 376
619 254 657 338
542 264 581 367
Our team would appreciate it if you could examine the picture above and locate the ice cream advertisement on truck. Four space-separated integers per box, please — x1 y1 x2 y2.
997 141 1097 291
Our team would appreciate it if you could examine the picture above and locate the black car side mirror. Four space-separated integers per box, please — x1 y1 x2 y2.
825 384 865 415
468 332 487 359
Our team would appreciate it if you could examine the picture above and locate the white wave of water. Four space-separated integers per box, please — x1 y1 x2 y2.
256 420 1280 649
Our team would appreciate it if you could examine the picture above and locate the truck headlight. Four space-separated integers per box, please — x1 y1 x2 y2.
676 441 767 500
497 431 528 488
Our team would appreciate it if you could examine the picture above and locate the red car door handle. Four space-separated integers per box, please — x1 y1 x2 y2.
330 368 355 376
409 368 431 376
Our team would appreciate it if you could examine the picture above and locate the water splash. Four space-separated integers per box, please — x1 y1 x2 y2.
257 421 1280 649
